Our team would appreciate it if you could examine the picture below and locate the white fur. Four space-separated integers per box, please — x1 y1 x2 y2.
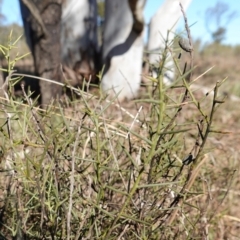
101 0 145 100
61 0 98 64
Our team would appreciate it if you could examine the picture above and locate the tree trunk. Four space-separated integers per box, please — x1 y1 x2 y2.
20 0 62 107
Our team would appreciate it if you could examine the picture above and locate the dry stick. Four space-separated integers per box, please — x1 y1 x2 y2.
126 105 143 138
191 66 215 83
179 1 194 105
67 121 82 240
179 2 193 82
117 224 130 240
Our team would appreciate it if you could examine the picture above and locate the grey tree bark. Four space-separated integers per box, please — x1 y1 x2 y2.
20 0 62 107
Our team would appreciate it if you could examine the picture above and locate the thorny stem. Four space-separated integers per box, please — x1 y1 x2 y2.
180 2 193 82
163 81 224 226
